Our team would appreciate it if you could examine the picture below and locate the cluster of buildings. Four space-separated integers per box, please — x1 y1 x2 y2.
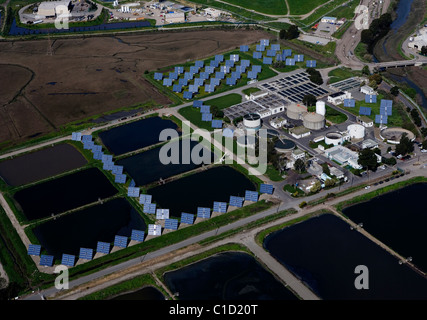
34 1 72 19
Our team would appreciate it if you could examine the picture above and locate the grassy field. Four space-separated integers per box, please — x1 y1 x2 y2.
242 87 261 96
288 0 329 16
265 164 285 181
325 105 348 124
178 93 242 131
298 0 350 26
328 67 362 84
221 0 287 15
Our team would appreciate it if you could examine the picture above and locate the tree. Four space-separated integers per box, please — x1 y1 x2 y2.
421 46 427 56
421 127 427 137
410 109 422 127
390 86 399 96
279 29 287 39
358 148 379 171
382 156 397 166
310 181 322 193
362 65 370 76
369 73 382 85
294 158 306 173
324 178 336 188
306 68 323 85
422 140 427 150
321 162 330 176
395 133 414 156
302 94 317 107
281 25 300 40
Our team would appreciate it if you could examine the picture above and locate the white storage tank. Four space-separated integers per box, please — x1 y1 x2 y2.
347 124 365 139
303 112 325 130
325 132 343 146
287 103 307 120
316 101 326 116
243 113 261 130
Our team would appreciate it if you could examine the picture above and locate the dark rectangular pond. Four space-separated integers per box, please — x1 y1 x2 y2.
32 198 146 260
13 167 118 221
163 251 298 300
342 183 427 273
0 143 87 187
98 117 179 156
263 214 427 300
116 139 215 187
148 165 256 218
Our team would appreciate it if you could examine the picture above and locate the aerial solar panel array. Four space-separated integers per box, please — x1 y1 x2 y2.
156 209 170 220
229 196 244 208
127 187 140 198
148 224 162 236
343 99 356 108
96 241 110 254
79 248 93 260
114 235 128 248
131 229 145 242
144 203 157 214
115 174 126 184
245 190 259 202
380 99 393 116
40 255 54 267
359 106 372 116
202 113 213 122
260 183 274 194
139 194 152 205
71 132 82 141
375 114 388 124
181 212 195 225
263 57 273 65
306 60 317 68
28 244 41 256
211 119 223 129
61 254 75 267
213 201 228 213
197 207 211 219
164 219 179 230
365 94 377 104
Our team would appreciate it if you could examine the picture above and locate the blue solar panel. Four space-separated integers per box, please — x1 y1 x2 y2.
226 77 237 86
210 78 220 86
83 141 95 150
200 105 210 113
215 71 225 79
28 244 41 256
365 94 377 103
197 207 210 219
359 106 372 116
112 165 123 175
61 254 75 267
253 51 262 59
91 145 102 154
241 59 250 67
183 91 193 100
263 57 273 65
247 71 257 79
235 65 246 73
220 65 231 73
154 72 163 80
156 209 169 220
266 49 276 57
139 194 152 204
181 212 194 225
230 54 239 62
229 196 244 208
199 72 209 80
245 190 259 202
222 128 234 138
260 183 274 194
210 59 219 68
163 78 173 87
82 135 92 142
283 49 292 57
194 78 205 86
103 162 114 171
175 66 184 74
114 235 128 248
380 107 392 116
195 60 204 68
375 114 388 124
215 54 224 62
256 44 265 52
169 72 178 80
231 71 241 79
213 201 227 213
131 229 145 242
240 45 249 52
71 132 82 141
204 84 215 93
129 179 136 188
193 100 203 108
286 58 295 66
294 54 304 62
173 84 183 93
306 60 317 68
79 248 93 260
252 65 262 73
202 113 213 121
180 77 190 85
164 219 179 230
205 66 215 74
271 44 280 51
143 203 156 214
127 187 140 198
190 66 199 74
115 174 126 184
96 241 110 254
102 154 113 164
40 255 54 267
211 119 223 128
260 39 269 46
225 60 235 67
344 99 356 107
93 151 103 160
381 99 393 108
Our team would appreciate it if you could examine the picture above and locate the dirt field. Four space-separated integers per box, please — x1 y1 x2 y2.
0 29 269 150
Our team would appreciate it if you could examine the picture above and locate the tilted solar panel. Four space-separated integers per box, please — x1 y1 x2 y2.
260 183 274 194
131 229 145 242
229 196 244 208
197 207 210 219
96 241 110 254
61 254 75 267
79 248 93 260
40 255 54 267
245 190 259 202
165 218 179 230
213 201 227 213
28 244 41 256
181 212 194 225
114 235 128 248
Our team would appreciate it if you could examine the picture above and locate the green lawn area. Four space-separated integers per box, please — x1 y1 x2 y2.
242 87 261 96
288 0 329 15
264 21 292 30
328 67 362 84
289 39 337 65
325 105 348 124
265 164 285 181
298 0 349 26
222 0 287 15
178 94 242 131
283 184 305 197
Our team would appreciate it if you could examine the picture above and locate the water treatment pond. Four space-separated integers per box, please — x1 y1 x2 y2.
98 117 179 156
116 139 215 187
13 167 117 221
0 143 87 187
163 251 298 300
32 198 146 260
110 286 165 300
148 165 256 218
263 214 427 300
342 183 427 273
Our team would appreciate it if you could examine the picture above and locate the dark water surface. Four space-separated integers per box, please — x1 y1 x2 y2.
33 198 146 260
343 183 427 273
264 214 427 300
148 166 256 218
99 117 179 156
13 167 117 221
163 251 298 300
0 144 87 187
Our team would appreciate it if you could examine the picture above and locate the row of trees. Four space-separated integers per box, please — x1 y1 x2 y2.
360 13 393 53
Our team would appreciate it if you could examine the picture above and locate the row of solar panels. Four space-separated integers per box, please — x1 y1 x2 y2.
192 101 224 129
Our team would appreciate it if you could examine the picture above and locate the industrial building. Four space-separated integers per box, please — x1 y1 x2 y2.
360 85 376 95
324 145 362 169
408 27 427 52
303 112 325 130
289 126 311 139
321 16 337 24
37 1 71 18
356 116 374 128
270 117 287 129
327 91 352 105
165 12 185 23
